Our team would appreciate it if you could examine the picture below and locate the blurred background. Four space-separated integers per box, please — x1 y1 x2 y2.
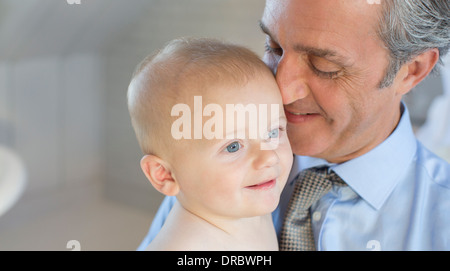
0 0 448 250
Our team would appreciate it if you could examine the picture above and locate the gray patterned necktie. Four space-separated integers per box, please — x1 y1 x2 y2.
279 167 345 251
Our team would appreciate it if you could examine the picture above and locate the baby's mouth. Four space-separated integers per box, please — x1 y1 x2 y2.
245 179 276 190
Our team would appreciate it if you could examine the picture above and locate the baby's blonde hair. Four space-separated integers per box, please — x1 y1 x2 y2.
127 37 273 156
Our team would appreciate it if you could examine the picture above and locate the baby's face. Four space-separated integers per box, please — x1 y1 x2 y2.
169 75 293 219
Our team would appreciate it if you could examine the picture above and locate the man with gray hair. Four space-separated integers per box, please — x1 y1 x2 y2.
139 0 450 250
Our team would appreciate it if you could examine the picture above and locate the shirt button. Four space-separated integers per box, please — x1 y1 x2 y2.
312 211 321 221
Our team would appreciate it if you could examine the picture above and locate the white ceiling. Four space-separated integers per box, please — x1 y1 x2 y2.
0 0 153 60
0 0 266 61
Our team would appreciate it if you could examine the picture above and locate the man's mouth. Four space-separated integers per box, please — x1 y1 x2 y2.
285 109 320 123
288 112 315 116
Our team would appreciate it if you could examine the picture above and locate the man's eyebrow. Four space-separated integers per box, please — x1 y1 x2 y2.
259 20 275 40
259 20 269 34
295 45 336 59
259 20 352 67
294 45 352 67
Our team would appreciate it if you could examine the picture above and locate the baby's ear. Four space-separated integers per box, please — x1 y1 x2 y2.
140 155 179 196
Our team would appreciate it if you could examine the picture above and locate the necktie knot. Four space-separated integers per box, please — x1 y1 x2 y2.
279 167 345 251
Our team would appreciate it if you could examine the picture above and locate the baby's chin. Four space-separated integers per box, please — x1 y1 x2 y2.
240 193 282 218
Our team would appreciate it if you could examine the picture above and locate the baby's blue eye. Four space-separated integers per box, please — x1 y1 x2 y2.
268 128 279 139
226 141 241 153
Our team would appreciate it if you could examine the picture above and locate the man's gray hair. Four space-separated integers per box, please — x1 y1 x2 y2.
377 0 450 88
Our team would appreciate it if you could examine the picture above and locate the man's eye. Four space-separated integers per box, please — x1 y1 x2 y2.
310 66 340 79
264 42 283 56
309 55 342 79
225 141 241 153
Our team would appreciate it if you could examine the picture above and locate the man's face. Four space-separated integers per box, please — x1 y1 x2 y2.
261 0 405 163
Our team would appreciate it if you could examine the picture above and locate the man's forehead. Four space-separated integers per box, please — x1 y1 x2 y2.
261 0 382 60
261 0 381 35
259 20 353 66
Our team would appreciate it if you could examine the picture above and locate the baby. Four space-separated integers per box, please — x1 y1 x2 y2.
127 37 293 250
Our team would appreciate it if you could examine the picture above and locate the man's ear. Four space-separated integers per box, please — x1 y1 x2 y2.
140 155 179 196
395 48 439 96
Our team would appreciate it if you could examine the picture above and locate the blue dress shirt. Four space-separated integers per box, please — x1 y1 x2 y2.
138 105 450 251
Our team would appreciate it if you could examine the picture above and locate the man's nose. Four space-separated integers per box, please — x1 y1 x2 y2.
276 54 311 105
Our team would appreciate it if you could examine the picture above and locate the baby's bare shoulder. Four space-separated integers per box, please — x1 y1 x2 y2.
146 225 213 251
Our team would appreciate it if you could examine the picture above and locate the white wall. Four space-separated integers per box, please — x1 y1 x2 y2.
0 62 12 146
13 57 62 191
0 54 104 195
62 55 105 188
